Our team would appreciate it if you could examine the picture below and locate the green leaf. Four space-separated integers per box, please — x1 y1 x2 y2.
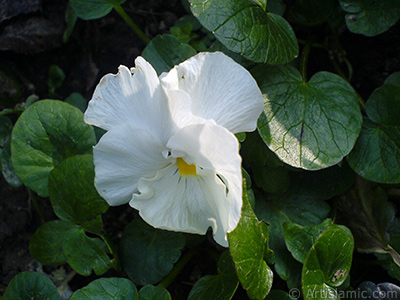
65 92 87 113
30 220 112 275
335 179 400 262
291 0 338 25
70 277 138 300
255 193 331 288
11 100 96 197
283 219 351 264
139 285 172 300
189 0 298 64
1 138 22 186
48 65 65 91
253 65 362 170
49 154 108 230
3 271 60 300
0 116 12 149
347 84 400 183
63 3 78 42
142 34 197 75
228 183 273 300
385 72 400 86
188 251 239 300
63 225 112 276
120 219 185 285
302 227 354 299
70 0 126 20
265 290 294 300
29 220 75 265
339 0 400 36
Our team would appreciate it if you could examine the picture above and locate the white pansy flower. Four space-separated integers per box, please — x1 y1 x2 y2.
84 52 263 246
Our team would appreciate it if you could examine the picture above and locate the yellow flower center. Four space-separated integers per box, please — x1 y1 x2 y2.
177 157 197 176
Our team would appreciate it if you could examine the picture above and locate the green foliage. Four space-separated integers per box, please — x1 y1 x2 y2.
3 271 60 300
120 219 186 285
339 0 400 36
188 251 238 300
302 227 354 299
142 34 197 75
347 79 400 183
49 154 108 232
228 183 273 300
189 0 298 64
5 0 400 298
70 277 138 299
11 100 96 197
30 220 112 276
253 65 362 170
70 0 126 20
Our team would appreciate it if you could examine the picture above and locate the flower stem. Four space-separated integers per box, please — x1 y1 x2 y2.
300 42 311 82
158 248 198 289
112 2 150 44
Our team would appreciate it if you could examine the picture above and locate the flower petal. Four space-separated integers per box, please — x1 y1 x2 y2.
166 122 243 234
160 52 264 133
93 124 171 206
130 163 232 246
84 57 173 143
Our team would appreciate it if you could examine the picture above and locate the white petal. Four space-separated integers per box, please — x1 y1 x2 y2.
160 52 264 133
130 163 232 246
84 57 173 143
93 124 171 206
166 122 242 233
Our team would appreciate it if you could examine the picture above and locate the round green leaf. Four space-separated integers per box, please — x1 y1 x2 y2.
63 226 112 276
142 34 197 75
70 0 125 20
188 251 239 300
385 72 400 86
189 0 298 64
228 183 273 300
70 278 138 300
11 100 96 197
366 84 400 126
339 0 400 36
139 285 171 300
3 271 60 300
120 219 185 285
29 220 77 265
302 228 354 300
49 154 108 227
348 84 400 183
65 92 87 113
253 65 362 170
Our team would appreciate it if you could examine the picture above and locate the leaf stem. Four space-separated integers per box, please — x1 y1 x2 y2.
112 2 150 44
300 42 311 82
100 232 121 270
157 248 198 289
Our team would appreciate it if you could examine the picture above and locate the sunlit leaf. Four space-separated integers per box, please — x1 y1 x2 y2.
11 100 96 197
189 0 298 64
253 64 362 170
120 219 185 285
228 183 273 300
